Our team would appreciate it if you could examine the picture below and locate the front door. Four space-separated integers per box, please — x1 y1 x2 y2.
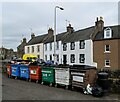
63 55 67 65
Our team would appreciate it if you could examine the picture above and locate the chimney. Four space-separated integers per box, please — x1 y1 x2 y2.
95 16 104 31
67 24 74 33
31 33 35 39
23 38 26 43
48 28 54 35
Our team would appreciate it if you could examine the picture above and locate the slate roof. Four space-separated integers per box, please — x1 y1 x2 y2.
43 32 67 44
62 26 94 43
27 34 48 45
94 25 120 40
26 25 120 46
17 42 27 50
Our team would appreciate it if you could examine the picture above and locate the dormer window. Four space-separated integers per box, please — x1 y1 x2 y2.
104 27 112 38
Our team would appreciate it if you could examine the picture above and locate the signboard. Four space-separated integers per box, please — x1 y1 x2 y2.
30 70 36 74
73 76 83 82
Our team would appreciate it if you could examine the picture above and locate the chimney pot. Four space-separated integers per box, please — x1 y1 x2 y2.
67 24 74 33
48 28 54 35
31 33 35 39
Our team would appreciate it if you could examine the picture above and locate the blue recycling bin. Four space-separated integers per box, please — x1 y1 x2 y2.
11 64 20 79
20 65 30 80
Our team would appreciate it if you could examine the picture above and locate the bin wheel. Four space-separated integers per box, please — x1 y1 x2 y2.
49 83 53 87
36 80 39 83
55 84 58 88
15 77 17 79
41 82 44 85
26 79 29 81
65 85 69 90
29 79 31 82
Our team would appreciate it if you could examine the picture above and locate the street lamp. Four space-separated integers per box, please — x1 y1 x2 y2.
54 6 64 65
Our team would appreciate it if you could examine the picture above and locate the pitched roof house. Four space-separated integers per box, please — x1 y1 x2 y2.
93 25 120 71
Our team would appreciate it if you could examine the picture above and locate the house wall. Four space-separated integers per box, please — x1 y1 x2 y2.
62 39 97 67
93 39 119 71
25 43 44 59
44 41 62 64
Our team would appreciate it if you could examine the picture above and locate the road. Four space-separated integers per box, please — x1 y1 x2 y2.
1 72 119 101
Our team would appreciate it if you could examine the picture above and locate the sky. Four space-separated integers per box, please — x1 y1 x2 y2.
1 0 119 51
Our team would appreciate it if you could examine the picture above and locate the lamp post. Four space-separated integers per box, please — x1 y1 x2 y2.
54 6 64 65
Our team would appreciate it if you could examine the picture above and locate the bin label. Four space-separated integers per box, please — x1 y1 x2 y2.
30 70 36 74
12 68 16 72
21 70 26 73
42 70 51 73
73 76 83 82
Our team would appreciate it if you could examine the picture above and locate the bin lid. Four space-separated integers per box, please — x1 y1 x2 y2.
98 72 108 76
70 65 96 70
55 64 71 69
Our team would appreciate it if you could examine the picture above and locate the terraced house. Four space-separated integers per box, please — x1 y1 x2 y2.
24 17 119 71
24 32 48 59
93 25 120 71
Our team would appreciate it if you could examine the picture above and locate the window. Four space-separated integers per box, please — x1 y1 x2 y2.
105 45 110 52
50 55 52 60
70 42 75 50
56 54 59 62
63 43 67 51
27 47 30 53
32 46 34 53
104 27 112 38
105 60 110 67
45 44 47 51
56 41 59 50
37 45 40 52
80 40 85 49
50 43 52 51
45 55 47 61
71 54 75 63
79 54 85 63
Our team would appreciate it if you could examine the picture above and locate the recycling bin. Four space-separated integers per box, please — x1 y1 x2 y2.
11 64 20 79
29 65 42 83
97 72 109 90
70 65 97 90
19 64 30 81
6 64 11 78
41 65 55 86
54 65 71 89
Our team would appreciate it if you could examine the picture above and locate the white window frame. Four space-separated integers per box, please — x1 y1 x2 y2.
80 40 85 49
105 45 110 53
37 45 40 52
70 42 75 50
63 43 67 51
32 46 34 53
71 54 75 63
105 60 110 67
27 47 30 53
79 54 85 63
45 44 47 51
56 41 59 50
50 43 52 51
104 27 112 39
56 54 59 62
45 55 47 61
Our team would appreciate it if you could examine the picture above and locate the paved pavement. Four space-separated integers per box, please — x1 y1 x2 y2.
1 72 119 101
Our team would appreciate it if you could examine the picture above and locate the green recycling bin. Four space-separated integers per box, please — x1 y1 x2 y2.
41 65 55 86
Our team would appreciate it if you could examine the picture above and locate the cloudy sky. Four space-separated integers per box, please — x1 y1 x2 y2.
1 0 119 51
